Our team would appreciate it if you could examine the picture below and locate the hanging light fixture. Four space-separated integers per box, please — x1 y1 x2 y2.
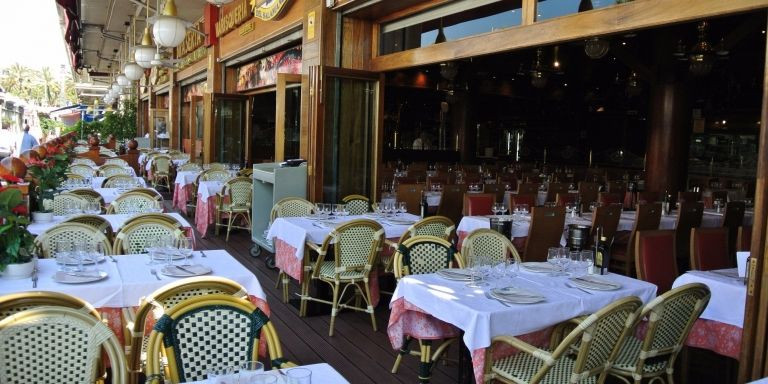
530 48 549 89
584 37 610 59
152 0 188 48
688 21 715 76
135 3 156 68
124 17 144 81
434 18 447 44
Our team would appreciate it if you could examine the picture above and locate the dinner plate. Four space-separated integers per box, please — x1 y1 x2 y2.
521 262 559 273
436 268 474 281
58 255 106 265
148 250 188 260
490 287 546 304
569 276 621 290
385 218 418 225
160 264 212 277
53 270 108 284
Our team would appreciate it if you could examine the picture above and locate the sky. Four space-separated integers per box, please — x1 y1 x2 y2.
0 0 71 75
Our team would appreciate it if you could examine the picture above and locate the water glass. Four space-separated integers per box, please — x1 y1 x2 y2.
73 240 88 272
286 368 312 384
206 366 236 384
466 254 490 288
178 237 193 265
55 240 73 271
238 361 265 382
581 250 595 275
507 258 519 278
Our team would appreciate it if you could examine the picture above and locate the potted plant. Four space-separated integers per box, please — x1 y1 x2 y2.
26 143 69 222
0 178 37 278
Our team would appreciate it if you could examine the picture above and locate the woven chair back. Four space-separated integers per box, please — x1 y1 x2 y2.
462 193 494 216
342 194 369 215
201 169 230 182
270 197 314 222
113 219 184 254
63 214 113 239
127 187 164 201
545 182 569 203
331 220 384 271
690 227 731 271
395 236 460 278
0 291 100 321
102 174 136 188
224 177 252 208
436 184 467 226
462 228 521 266
151 155 171 174
68 164 95 177
635 230 678 293
35 222 113 258
122 213 182 230
517 182 540 195
71 158 96 167
523 206 566 262
403 215 455 243
208 162 228 171
0 306 126 384
100 164 131 177
52 193 88 215
104 158 128 167
109 192 159 214
68 188 105 208
396 183 426 216
178 163 202 172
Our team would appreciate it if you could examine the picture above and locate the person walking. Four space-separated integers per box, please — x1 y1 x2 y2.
19 120 38 154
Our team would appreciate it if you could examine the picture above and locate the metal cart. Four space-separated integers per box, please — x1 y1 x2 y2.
250 162 307 268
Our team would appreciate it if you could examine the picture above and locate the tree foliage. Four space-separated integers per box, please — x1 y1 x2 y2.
0 63 77 107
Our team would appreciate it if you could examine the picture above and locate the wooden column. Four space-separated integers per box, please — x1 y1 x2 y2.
739 13 768 382
203 41 221 164
645 82 691 195
168 71 179 150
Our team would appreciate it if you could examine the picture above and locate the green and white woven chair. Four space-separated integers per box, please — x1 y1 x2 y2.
342 194 370 215
125 277 251 384
483 296 642 384
68 188 105 212
51 193 88 215
215 176 253 241
0 306 127 384
178 163 202 172
71 157 96 167
113 218 184 255
100 163 132 177
104 158 129 167
126 187 164 202
200 169 230 182
384 215 456 273
272 197 316 302
107 191 161 214
103 174 138 188
302 219 384 336
67 163 96 178
151 155 172 190
144 294 294 383
207 162 227 171
34 222 113 258
608 283 711 384
63 214 114 241
391 235 463 383
461 228 521 267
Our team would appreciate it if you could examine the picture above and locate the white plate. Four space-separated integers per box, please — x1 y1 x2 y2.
490 287 546 304
148 250 188 260
436 268 473 281
569 276 621 291
160 264 212 277
53 270 108 284
385 218 418 225
58 255 106 265
521 262 558 273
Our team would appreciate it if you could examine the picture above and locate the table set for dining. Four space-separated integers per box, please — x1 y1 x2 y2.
27 212 192 235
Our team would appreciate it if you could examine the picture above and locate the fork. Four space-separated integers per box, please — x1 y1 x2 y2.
31 267 38 288
108 255 117 263
565 282 593 295
199 251 208 258
150 269 161 280
484 291 511 307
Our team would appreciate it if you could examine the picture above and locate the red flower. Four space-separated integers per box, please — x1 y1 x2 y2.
0 174 21 183
11 205 27 215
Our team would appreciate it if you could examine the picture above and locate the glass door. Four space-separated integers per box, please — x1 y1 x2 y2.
311 66 381 203
212 94 247 166
276 73 301 161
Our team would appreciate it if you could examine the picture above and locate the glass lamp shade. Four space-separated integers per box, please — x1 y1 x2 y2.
123 62 144 81
584 37 610 59
206 0 233 5
152 15 187 48
135 45 156 68
116 74 130 87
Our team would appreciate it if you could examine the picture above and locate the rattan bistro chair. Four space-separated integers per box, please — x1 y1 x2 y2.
461 228 521 266
107 191 160 214
301 219 384 336
608 283 711 384
200 169 231 182
0 306 127 384
214 177 253 241
270 197 315 222
113 218 184 255
104 158 129 167
67 163 96 178
51 192 88 215
125 277 252 383
68 188 105 212
391 236 464 383
483 297 642 384
144 294 293 384
0 290 100 321
35 222 113 258
383 215 456 273
342 194 370 215
150 154 172 190
102 174 137 188
62 214 114 241
99 164 132 177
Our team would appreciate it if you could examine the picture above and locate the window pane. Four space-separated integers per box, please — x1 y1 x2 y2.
536 0 620 21
216 98 244 165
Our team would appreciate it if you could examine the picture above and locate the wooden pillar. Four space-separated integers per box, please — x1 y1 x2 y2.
645 82 691 195
203 36 221 164
168 71 179 150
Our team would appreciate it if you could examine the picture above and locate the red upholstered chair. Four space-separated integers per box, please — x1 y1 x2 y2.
517 183 541 195
555 192 576 207
690 227 732 271
723 201 746 259
611 203 662 277
636 191 660 204
545 182 569 203
462 193 495 216
598 192 623 206
509 194 537 213
674 202 704 272
635 230 678 294
522 206 566 262
677 191 702 205
737 225 752 252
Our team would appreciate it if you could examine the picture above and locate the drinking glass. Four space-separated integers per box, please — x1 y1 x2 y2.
569 251 581 275
178 237 193 266
89 201 101 214
491 203 501 216
466 254 490 288
334 204 345 216
507 258 519 278
238 361 265 382
73 240 87 272
55 240 73 271
547 247 561 276
154 200 164 213
397 202 407 216
499 203 508 215
206 366 236 384
286 367 312 384
314 202 323 217
557 249 571 276
246 374 277 384
580 250 595 275
519 204 530 216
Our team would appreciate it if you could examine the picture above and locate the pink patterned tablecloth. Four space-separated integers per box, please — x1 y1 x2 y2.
195 194 217 236
685 319 742 359
173 183 191 211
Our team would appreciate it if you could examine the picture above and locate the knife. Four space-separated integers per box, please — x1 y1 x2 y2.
174 265 197 275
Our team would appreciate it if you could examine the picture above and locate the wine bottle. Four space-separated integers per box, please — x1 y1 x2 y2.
419 191 427 218
593 226 603 274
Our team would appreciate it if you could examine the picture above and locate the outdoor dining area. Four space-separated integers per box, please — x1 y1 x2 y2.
0 132 751 383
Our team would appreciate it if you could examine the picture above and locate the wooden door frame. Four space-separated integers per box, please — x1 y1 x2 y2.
208 93 249 165
276 73 302 162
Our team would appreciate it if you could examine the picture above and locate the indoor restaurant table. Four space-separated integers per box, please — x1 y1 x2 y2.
388 268 657 383
672 268 745 359
185 363 350 384
266 213 421 307
0 249 268 346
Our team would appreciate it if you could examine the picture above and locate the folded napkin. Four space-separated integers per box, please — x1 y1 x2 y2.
521 262 558 273
570 276 621 290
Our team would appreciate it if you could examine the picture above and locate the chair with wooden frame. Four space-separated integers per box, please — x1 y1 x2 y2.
589 203 622 246
34 222 113 258
598 192 623 206
606 180 627 194
517 182 541 195
608 283 710 384
342 194 370 215
0 306 127 384
462 228 521 266
635 229 678 293
177 162 201 172
636 190 660 204
214 176 253 241
391 236 463 383
271 196 317 302
62 214 114 242
0 290 101 321
102 174 139 188
436 184 467 227
578 181 600 211
397 183 427 216
67 163 96 178
125 277 252 384
150 154 172 190
427 174 450 189
722 201 746 260
690 227 731 271
127 187 164 203
483 297 642 384
201 169 231 182
483 183 506 205
674 202 704 272
99 164 132 177
65 172 85 181
68 188 105 212
463 193 495 216
104 158 129 167
383 216 456 274
509 193 537 214
611 203 662 277
107 191 160 214
555 192 577 207
301 219 384 336
522 206 566 262
545 182 569 203
207 162 228 171
144 294 294 384
51 193 88 215
121 213 184 231
737 225 752 252
113 218 184 255
677 191 702 205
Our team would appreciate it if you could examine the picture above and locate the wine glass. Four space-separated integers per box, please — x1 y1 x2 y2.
491 203 501 216
466 254 490 288
557 248 571 276
178 237 193 266
314 202 324 217
499 202 508 215
397 202 407 216
547 247 561 276
580 250 594 276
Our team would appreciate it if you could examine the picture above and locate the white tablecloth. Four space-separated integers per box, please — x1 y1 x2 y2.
144 158 189 171
175 170 202 186
91 176 147 189
672 269 745 327
185 363 349 384
0 250 265 309
391 270 656 351
266 214 420 260
28 212 192 235
198 180 226 201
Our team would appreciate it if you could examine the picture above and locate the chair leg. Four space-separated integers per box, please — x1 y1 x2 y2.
362 281 377 332
299 276 310 317
391 336 413 373
225 213 233 241
282 274 290 303
329 282 340 336
419 340 433 384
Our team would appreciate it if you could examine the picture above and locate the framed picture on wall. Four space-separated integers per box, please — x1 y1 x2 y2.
151 109 169 147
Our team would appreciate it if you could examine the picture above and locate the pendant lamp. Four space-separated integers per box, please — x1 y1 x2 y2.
152 0 188 48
